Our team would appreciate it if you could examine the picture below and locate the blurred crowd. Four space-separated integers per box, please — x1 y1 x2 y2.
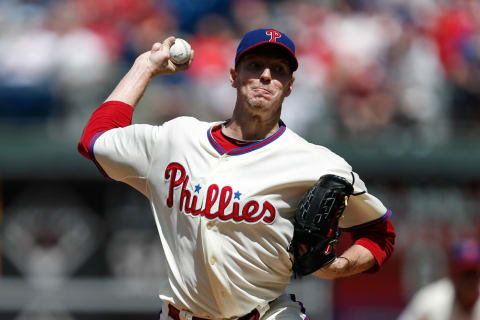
1 0 480 142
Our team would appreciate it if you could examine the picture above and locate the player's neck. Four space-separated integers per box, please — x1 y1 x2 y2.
226 107 281 141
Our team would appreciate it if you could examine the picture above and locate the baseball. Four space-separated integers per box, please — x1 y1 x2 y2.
169 38 192 64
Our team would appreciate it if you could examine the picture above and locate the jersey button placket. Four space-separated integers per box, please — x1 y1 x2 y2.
203 155 227 274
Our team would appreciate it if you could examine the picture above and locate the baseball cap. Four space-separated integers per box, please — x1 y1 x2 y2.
449 239 480 274
235 28 298 71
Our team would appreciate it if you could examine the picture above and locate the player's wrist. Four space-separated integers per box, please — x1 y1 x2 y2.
312 257 347 279
134 52 157 79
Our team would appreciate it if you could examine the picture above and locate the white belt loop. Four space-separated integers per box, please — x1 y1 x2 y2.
161 300 170 320
256 302 270 319
179 310 194 320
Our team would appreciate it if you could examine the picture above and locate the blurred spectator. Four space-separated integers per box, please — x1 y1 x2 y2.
166 0 232 34
387 11 449 144
322 1 400 136
46 1 111 88
433 0 480 135
0 0 113 130
187 14 237 119
398 238 480 320
0 0 57 122
231 0 271 35
45 0 113 134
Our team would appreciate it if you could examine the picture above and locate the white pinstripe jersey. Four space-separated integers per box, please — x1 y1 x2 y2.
93 116 389 319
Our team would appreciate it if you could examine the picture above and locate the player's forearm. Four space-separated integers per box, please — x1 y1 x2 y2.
105 52 155 108
312 244 376 279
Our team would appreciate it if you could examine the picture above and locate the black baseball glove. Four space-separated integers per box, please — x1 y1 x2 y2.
289 174 354 277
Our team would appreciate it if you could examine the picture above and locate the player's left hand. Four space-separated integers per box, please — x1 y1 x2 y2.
289 174 353 277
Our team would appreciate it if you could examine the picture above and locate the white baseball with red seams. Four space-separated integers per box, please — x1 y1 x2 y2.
92 116 389 319
169 38 192 64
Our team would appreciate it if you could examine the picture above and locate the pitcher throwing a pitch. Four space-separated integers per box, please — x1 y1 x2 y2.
78 29 395 320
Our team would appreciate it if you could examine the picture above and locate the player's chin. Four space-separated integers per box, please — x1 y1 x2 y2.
248 100 274 112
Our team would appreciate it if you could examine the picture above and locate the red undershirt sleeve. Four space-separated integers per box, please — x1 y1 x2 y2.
77 101 134 160
343 219 396 273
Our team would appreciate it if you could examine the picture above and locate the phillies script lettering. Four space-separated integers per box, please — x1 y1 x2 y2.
164 163 276 224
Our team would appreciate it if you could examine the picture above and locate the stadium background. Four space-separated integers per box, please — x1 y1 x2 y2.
1 0 479 319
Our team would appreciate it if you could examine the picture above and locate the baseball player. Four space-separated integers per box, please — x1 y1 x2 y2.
78 29 395 320
398 239 480 320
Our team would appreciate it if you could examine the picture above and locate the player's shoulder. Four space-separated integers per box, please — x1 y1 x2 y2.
283 128 350 167
107 117 209 142
117 116 208 135
163 116 206 127
414 278 453 298
406 278 454 312
160 116 213 132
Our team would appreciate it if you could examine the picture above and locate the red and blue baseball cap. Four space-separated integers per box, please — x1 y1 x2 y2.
235 28 298 71
449 239 480 274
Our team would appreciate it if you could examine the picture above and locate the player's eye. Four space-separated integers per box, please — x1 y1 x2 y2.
272 65 287 74
247 62 262 70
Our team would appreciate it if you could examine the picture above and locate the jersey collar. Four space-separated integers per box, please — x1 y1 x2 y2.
207 121 286 156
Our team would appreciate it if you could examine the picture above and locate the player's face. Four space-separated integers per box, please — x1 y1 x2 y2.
453 269 480 311
230 48 294 115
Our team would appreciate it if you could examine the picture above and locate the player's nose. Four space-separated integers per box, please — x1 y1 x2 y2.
259 67 272 82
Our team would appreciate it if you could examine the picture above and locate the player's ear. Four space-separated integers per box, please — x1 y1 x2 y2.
230 68 239 88
284 76 295 97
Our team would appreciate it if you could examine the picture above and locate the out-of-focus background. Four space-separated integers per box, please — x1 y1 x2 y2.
1 0 480 319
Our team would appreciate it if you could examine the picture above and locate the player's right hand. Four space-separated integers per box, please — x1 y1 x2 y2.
143 36 194 76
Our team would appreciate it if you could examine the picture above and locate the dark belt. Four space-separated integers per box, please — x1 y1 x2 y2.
167 304 260 320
